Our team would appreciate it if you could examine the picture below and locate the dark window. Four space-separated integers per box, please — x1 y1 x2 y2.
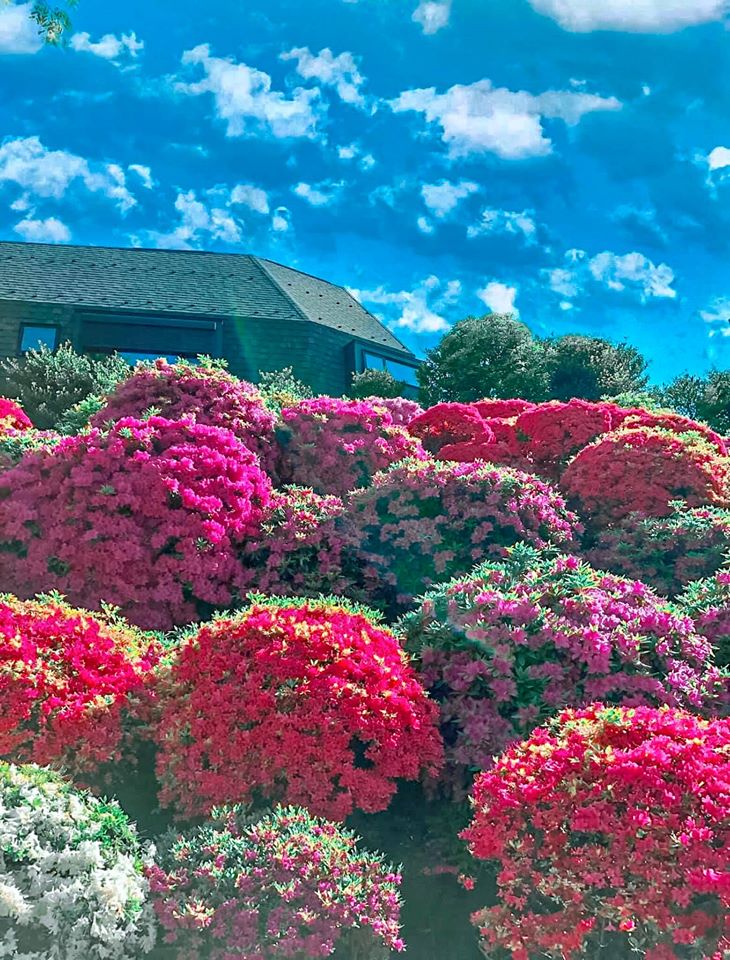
19 324 59 353
80 313 219 358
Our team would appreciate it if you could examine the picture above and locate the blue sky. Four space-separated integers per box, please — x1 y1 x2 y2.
2 0 730 382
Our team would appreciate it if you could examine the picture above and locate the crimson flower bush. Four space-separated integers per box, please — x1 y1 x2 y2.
277 397 424 496
0 396 32 433
399 546 723 795
472 398 535 419
154 599 443 820
408 403 494 460
622 408 728 455
561 426 730 525
92 358 277 465
344 459 581 610
0 595 158 774
462 704 730 960
239 485 359 599
0 416 271 629
586 501 730 597
148 804 404 960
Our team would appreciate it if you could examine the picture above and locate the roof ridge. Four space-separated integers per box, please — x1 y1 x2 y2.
251 257 308 321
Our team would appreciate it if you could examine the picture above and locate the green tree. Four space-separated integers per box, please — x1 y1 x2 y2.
546 334 648 402
29 1 77 43
0 342 129 430
697 370 730 433
349 368 404 400
658 373 705 420
417 314 551 405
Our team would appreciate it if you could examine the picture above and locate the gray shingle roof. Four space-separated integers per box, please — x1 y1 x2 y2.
0 241 414 358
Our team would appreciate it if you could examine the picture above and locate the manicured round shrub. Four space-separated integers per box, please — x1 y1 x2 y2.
345 459 581 609
154 599 443 820
92 358 277 464
367 395 424 425
472 398 535 419
0 416 272 630
408 402 494 460
514 399 627 478
0 396 31 433
677 572 730 669
462 705 730 960
586 501 730 597
239 486 358 599
277 397 424 497
0 762 155 960
399 547 723 794
0 595 158 773
622 408 728 455
561 426 730 525
148 804 404 959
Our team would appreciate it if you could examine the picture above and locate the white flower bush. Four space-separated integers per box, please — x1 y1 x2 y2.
0 763 155 960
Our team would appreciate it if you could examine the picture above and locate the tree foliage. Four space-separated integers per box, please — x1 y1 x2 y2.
659 369 730 433
546 334 648 401
350 368 404 399
29 1 77 44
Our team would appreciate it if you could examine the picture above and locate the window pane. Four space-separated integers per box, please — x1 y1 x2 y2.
385 359 419 386
363 352 387 371
20 325 58 353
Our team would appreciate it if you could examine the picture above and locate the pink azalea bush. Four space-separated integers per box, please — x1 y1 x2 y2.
0 396 32 433
148 805 404 960
366 396 424 425
399 546 724 795
344 459 581 610
277 397 424 497
92 358 277 465
586 501 730 597
0 416 271 629
154 599 443 820
677 572 730 669
0 594 158 774
0 428 61 472
239 485 358 599
561 426 730 525
463 704 730 960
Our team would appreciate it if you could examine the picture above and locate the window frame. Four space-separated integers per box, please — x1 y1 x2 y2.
18 323 60 355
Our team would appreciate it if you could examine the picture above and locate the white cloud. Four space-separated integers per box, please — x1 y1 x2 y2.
0 136 140 210
390 79 621 159
546 266 580 298
528 0 728 33
707 145 730 171
70 30 143 61
281 46 365 106
416 215 435 234
177 44 321 139
421 179 479 217
230 183 270 214
128 163 153 189
349 275 461 333
700 297 730 337
150 189 244 249
292 180 343 207
272 206 292 232
477 281 519 315
467 207 537 241
588 250 676 300
13 216 70 243
0 1 41 53
412 0 451 34
336 142 376 169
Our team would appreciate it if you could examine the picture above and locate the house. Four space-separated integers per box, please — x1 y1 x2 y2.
0 241 419 396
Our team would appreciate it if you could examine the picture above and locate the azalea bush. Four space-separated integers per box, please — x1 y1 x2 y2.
399 547 723 795
239 485 358 599
0 416 271 629
345 459 581 610
677 572 730 669
154 599 443 820
408 402 495 460
277 396 424 496
0 762 155 960
0 427 61 471
462 705 730 960
561 426 730 525
0 595 158 774
472 398 535 419
586 501 730 597
367 395 424 426
92 357 277 465
622 408 728 454
148 804 404 959
0 396 32 433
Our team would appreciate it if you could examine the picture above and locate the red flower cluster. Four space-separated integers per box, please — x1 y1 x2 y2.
345 458 581 609
0 595 158 773
92 359 277 465
400 547 722 796
239 486 357 599
0 396 32 433
473 399 535 420
0 417 272 629
561 426 730 525
277 397 424 496
154 600 443 820
463 705 730 960
408 403 495 460
148 805 404 959
586 502 730 597
623 409 728 455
